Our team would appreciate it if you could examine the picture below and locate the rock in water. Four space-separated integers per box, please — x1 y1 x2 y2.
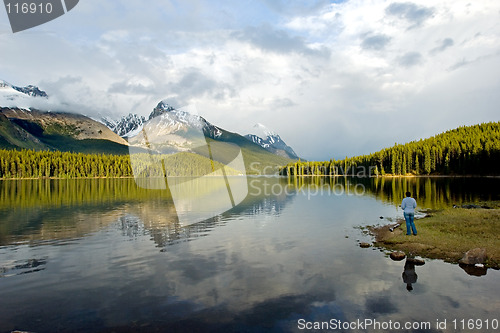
360 242 371 248
406 258 425 265
459 248 487 265
390 251 406 261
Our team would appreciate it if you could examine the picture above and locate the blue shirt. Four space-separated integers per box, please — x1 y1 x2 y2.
401 197 417 214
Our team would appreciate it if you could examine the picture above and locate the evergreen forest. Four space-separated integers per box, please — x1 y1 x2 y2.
280 122 500 176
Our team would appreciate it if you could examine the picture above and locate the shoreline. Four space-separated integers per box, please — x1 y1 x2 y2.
368 203 500 269
283 174 500 178
0 175 252 181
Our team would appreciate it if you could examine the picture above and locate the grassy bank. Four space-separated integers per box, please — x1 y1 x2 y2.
370 202 500 268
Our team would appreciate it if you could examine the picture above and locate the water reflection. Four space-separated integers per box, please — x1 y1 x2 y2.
402 259 418 292
0 177 499 332
459 263 488 276
0 257 47 277
2 176 499 248
284 176 500 208
0 177 296 248
121 178 296 249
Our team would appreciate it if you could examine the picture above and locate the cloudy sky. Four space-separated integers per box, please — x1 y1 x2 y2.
1 0 499 160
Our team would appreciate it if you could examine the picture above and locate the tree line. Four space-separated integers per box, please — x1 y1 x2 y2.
280 122 500 176
0 149 241 179
0 149 133 178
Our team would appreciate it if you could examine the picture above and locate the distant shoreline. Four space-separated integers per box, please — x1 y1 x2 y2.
281 174 500 178
2 174 500 180
0 175 250 180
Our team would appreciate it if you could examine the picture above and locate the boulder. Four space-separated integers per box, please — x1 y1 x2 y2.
390 251 406 261
459 248 487 265
406 258 425 265
359 242 371 248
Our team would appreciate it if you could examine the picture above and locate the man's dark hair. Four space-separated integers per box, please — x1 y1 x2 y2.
406 191 411 197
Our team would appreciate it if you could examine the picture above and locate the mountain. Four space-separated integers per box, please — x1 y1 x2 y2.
105 101 224 139
245 123 299 159
106 103 299 160
0 80 48 98
0 111 47 150
0 80 297 172
124 101 294 174
12 84 48 98
107 113 146 137
0 80 131 154
0 107 130 154
149 101 223 139
0 80 48 109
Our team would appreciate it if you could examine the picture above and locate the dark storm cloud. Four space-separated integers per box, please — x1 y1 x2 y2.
385 2 435 29
397 51 423 67
360 34 392 51
430 38 454 55
233 25 330 57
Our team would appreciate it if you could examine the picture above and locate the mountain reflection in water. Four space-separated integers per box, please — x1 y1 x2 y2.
0 176 499 332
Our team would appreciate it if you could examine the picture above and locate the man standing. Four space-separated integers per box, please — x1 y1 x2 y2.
401 191 417 235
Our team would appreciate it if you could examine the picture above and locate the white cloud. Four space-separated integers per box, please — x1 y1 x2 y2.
0 0 499 160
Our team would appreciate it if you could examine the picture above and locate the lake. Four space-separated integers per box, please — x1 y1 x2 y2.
1 177 499 332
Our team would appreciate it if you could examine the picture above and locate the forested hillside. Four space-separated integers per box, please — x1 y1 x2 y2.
280 122 500 176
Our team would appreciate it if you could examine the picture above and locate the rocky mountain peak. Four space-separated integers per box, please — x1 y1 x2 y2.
149 101 175 120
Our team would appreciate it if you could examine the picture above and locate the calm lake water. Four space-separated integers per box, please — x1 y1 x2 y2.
0 177 499 332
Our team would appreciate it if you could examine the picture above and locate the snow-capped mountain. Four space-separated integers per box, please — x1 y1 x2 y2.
148 101 176 119
1 80 129 152
0 80 48 98
102 102 299 159
100 116 117 131
12 84 48 98
149 101 222 139
107 113 147 137
124 101 226 154
245 123 298 159
0 80 48 108
105 101 223 139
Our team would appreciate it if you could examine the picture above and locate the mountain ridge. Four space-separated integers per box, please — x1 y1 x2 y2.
0 80 298 172
104 103 299 160
244 123 298 159
0 107 130 153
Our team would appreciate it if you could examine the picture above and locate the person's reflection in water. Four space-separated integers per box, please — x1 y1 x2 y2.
402 259 417 292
